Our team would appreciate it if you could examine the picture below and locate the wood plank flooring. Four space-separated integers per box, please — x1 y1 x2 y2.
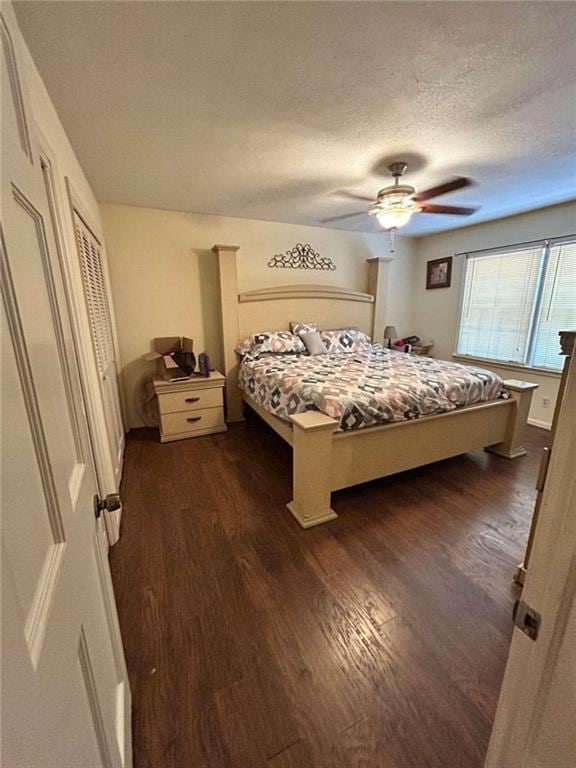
110 414 546 768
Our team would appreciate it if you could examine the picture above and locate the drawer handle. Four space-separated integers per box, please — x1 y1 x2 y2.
187 416 202 423
185 397 200 403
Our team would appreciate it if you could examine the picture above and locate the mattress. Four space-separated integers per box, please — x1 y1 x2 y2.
239 345 508 430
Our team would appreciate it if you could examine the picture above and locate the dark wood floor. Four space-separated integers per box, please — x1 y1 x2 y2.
110 413 546 768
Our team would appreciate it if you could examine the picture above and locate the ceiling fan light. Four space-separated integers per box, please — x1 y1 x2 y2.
376 209 414 230
371 187 420 230
374 197 419 230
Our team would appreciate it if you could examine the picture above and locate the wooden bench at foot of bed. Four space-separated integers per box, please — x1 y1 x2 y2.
245 380 538 529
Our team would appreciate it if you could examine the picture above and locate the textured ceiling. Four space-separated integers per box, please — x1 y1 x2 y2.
15 1 576 236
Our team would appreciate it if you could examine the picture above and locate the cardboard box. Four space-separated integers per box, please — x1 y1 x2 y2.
145 337 195 381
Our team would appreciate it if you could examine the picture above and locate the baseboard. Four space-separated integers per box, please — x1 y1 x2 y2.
528 418 551 431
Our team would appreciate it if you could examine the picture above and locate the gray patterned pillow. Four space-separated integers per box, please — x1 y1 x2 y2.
320 329 372 353
290 321 318 336
235 331 305 357
301 331 328 356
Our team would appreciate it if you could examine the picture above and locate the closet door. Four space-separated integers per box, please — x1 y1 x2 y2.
74 212 125 488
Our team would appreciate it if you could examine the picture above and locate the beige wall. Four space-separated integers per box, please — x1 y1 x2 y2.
103 200 574 431
412 201 576 428
101 204 416 428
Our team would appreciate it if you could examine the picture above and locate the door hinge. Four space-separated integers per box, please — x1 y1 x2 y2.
513 599 541 641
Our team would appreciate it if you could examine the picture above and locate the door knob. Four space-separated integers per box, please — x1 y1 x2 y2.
94 493 122 519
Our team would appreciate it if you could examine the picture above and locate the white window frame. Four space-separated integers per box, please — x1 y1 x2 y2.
453 234 576 376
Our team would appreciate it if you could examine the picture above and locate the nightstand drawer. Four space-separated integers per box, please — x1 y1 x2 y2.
161 406 225 436
158 386 223 414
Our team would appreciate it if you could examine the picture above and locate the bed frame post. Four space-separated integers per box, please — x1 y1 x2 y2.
367 256 393 343
287 412 338 528
486 379 539 459
212 244 244 422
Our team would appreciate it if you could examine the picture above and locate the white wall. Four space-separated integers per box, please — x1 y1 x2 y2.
412 201 576 428
100 203 416 428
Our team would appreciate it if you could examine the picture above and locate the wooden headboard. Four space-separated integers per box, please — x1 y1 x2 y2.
212 244 393 421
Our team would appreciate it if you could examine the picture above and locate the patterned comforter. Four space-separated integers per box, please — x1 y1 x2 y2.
239 346 507 430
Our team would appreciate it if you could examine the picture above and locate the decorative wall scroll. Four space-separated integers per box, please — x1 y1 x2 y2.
267 243 336 271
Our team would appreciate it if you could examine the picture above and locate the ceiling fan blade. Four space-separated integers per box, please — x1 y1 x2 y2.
419 203 478 216
413 177 473 202
319 211 366 223
334 191 376 203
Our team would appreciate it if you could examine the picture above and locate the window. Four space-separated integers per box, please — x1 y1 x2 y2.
530 240 576 369
457 236 576 371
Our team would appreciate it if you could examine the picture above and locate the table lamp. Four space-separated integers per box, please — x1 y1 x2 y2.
384 326 397 349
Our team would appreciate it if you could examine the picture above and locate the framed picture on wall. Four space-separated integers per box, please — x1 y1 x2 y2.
426 256 452 289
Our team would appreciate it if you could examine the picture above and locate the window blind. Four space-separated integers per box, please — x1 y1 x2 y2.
529 240 576 370
457 246 544 364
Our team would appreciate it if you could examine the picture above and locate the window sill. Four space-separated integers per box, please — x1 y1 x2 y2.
452 354 562 379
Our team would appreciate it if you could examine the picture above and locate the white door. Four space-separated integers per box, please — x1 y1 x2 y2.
486 337 576 768
73 210 125 489
1 9 131 767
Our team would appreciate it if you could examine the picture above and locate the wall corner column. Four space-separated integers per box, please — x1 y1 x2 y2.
212 244 244 422
366 256 394 344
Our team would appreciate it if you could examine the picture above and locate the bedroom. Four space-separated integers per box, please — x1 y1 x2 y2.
2 1 575 767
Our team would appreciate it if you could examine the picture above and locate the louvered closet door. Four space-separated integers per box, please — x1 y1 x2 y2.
74 212 124 485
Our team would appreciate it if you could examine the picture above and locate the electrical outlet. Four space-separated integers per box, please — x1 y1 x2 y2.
542 397 551 409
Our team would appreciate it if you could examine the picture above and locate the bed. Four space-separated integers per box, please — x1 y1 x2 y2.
239 344 508 431
213 244 538 528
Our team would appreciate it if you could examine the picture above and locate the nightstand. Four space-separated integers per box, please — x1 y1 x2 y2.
153 372 227 442
410 344 434 357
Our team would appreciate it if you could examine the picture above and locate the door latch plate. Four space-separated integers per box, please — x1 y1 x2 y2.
513 599 541 641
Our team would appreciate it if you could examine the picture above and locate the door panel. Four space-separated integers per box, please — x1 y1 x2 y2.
1 8 131 766
1 299 65 660
8 186 80 480
531 596 576 767
78 625 118 768
2 546 104 768
486 340 576 768
1 11 32 161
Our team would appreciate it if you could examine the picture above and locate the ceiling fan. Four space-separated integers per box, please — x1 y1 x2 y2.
322 162 478 230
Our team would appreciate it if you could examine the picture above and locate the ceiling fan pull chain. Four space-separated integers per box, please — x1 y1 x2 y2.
390 229 395 254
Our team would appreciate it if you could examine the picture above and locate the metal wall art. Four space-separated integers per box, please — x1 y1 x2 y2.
267 243 336 271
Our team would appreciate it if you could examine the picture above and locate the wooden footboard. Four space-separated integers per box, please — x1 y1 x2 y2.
244 380 538 529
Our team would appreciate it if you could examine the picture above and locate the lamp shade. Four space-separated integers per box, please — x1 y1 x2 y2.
383 326 397 339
